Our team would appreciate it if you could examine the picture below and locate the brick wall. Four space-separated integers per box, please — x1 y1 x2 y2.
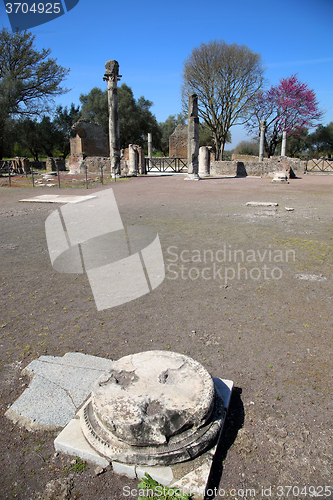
169 124 188 158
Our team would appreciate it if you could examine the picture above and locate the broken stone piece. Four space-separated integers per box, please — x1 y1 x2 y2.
272 171 289 183
81 351 225 466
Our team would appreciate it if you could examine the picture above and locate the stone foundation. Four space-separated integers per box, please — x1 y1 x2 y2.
211 156 306 178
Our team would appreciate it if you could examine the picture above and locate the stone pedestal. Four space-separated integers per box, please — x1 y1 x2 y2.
80 351 225 466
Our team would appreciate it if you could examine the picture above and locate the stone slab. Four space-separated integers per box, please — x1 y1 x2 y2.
6 375 76 430
19 194 97 204
246 201 278 207
54 418 109 468
5 353 114 430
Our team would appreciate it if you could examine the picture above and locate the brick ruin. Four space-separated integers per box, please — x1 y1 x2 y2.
169 124 188 158
68 119 145 175
69 119 110 173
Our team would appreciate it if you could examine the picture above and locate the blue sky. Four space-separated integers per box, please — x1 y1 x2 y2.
1 0 333 148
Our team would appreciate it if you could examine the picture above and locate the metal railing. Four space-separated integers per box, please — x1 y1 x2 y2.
306 157 333 173
145 157 188 173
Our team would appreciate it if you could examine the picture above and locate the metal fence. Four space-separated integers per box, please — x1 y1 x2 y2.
145 157 188 173
306 158 333 173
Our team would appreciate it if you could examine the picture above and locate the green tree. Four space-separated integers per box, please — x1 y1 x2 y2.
233 139 259 156
0 28 69 159
16 118 43 161
79 83 161 151
308 122 333 157
53 103 80 157
181 40 265 160
79 87 108 132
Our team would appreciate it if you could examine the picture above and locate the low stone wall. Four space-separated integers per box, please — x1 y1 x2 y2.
69 156 111 174
211 156 306 178
46 157 66 172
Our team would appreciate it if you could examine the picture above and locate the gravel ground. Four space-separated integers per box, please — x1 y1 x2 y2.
0 174 332 500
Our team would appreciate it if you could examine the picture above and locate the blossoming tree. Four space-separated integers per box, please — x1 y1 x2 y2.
245 75 323 157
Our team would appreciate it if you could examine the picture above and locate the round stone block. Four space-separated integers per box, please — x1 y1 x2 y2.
80 351 225 465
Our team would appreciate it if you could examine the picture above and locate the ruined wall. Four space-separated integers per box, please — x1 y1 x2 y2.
169 124 188 158
69 119 109 173
122 145 145 174
211 156 306 178
73 156 111 174
231 154 260 162
46 157 66 172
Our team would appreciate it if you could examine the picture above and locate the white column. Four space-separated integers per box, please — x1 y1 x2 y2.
198 146 210 176
259 120 266 161
281 130 287 157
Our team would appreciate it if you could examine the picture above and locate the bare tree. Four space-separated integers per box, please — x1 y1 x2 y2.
181 40 265 160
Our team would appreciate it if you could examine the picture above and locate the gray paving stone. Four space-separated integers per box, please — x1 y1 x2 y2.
6 375 76 428
6 353 114 429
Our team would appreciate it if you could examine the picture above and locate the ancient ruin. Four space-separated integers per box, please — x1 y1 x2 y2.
259 120 266 161
186 94 200 180
46 157 66 172
69 119 109 173
80 350 226 466
198 146 210 176
169 124 188 158
104 60 121 176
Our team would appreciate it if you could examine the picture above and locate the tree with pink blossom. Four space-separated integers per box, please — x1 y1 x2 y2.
245 75 323 157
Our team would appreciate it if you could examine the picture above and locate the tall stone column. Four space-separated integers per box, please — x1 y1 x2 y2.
104 60 121 176
198 146 210 176
281 130 287 157
147 132 152 173
259 120 266 161
148 133 152 159
186 94 200 180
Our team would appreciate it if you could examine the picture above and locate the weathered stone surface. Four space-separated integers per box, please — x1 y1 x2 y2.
81 351 224 465
92 351 214 446
46 157 66 172
187 94 199 178
198 146 210 176
104 59 121 175
272 171 289 183
37 476 74 500
169 125 188 158
70 120 109 157
212 156 306 177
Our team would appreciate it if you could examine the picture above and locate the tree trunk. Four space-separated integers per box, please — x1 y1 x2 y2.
213 132 222 160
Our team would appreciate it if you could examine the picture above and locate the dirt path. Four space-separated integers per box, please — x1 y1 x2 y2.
0 174 332 499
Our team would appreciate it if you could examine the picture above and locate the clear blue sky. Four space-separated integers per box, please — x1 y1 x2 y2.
1 0 333 148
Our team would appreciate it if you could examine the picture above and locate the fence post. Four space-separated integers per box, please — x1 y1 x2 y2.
100 164 103 185
31 167 34 187
85 165 88 189
8 162 11 187
57 164 61 188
